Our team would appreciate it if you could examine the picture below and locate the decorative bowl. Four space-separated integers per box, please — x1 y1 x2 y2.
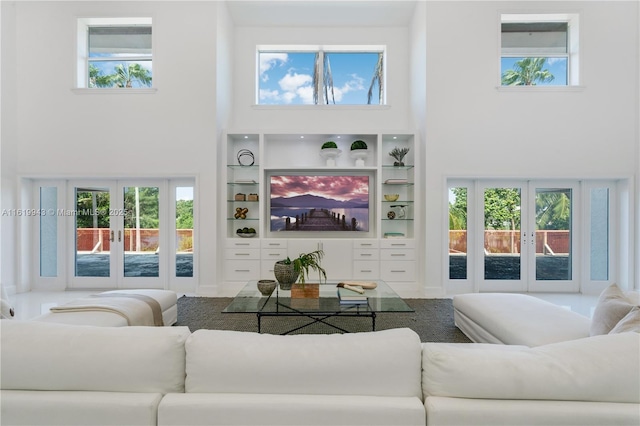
384 194 399 201
236 232 256 238
257 279 277 296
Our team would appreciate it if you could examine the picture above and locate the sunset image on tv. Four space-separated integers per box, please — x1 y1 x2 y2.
270 175 369 232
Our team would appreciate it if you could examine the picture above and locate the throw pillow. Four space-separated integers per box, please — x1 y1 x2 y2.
609 306 640 334
590 283 636 336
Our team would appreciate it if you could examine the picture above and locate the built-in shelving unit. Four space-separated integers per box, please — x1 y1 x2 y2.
221 131 418 289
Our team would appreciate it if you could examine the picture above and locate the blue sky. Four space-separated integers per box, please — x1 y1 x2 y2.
258 52 381 105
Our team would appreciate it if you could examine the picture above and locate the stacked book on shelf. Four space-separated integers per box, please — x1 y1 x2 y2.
384 178 408 184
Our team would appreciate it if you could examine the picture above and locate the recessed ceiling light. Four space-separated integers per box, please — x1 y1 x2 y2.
300 136 304 139
244 136 249 139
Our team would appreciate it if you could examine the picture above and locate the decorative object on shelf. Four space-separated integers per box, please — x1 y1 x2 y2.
237 149 255 166
234 207 249 219
236 227 256 237
391 204 407 219
350 140 369 167
234 193 246 201
384 194 399 201
273 258 298 291
320 141 342 167
257 279 277 296
387 210 396 220
389 147 410 166
247 193 259 201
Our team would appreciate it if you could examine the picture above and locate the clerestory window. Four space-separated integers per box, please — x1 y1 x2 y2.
257 46 385 105
500 14 579 86
77 18 153 89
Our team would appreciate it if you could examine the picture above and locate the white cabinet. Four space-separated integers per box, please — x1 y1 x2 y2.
287 239 353 281
221 131 419 288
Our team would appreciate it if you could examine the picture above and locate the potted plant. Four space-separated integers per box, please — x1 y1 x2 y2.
389 147 410 166
273 258 298 290
275 249 326 298
320 141 341 166
349 140 369 167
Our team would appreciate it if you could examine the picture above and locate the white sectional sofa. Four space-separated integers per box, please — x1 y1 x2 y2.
453 284 640 346
1 319 638 426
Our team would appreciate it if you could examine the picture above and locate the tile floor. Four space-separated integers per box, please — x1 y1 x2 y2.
5 290 599 321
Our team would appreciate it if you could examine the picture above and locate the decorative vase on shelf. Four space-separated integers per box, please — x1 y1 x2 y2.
320 148 342 167
350 140 369 167
389 147 410 166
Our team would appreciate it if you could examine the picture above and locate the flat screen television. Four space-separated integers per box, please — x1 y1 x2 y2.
267 171 375 237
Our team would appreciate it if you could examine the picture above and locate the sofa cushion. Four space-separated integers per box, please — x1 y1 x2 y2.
0 390 162 426
453 293 590 346
424 397 640 426
422 332 640 403
185 328 423 399
159 393 425 426
609 306 640 334
1 321 190 393
591 283 637 336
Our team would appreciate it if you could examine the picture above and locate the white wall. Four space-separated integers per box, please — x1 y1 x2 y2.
1 1 638 296
424 1 638 294
3 1 221 294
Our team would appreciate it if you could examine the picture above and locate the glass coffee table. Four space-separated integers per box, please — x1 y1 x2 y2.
223 280 414 334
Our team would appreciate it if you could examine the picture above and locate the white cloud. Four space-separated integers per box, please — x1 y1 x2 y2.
259 88 281 101
329 74 365 103
297 85 315 104
278 71 312 92
259 53 288 82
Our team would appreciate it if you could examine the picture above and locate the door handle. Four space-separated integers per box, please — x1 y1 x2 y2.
118 230 122 242
110 231 114 242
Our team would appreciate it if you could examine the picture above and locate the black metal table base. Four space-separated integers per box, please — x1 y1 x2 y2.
257 302 376 335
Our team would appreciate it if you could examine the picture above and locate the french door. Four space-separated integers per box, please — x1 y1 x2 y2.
69 180 166 289
476 180 578 292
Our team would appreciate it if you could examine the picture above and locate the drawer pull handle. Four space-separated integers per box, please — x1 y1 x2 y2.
236 243 250 246
268 243 280 246
235 269 251 272
391 270 406 273
390 244 406 247
235 253 251 256
361 243 373 247
268 253 281 257
360 269 372 273
361 253 372 257
391 253 406 257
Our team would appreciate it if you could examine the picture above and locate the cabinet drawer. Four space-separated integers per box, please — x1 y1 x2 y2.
380 249 415 261
353 261 379 279
261 239 288 249
353 240 379 249
226 239 260 249
224 260 260 281
380 261 415 282
261 249 288 262
380 239 415 249
226 249 260 260
353 249 379 261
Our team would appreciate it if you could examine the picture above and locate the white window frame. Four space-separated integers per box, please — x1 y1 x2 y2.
256 45 386 106
499 13 580 88
75 17 155 91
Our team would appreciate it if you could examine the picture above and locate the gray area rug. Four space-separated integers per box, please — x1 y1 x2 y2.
176 296 472 343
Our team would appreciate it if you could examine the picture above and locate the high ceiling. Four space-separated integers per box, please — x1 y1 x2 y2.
225 0 418 27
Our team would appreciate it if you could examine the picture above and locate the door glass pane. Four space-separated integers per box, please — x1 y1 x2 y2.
484 187 521 280
448 187 467 279
176 186 194 277
535 188 572 280
123 186 159 277
590 188 609 280
75 187 110 277
40 187 58 277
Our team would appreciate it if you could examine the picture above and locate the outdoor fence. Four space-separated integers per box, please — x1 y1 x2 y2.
76 229 193 252
449 230 569 255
